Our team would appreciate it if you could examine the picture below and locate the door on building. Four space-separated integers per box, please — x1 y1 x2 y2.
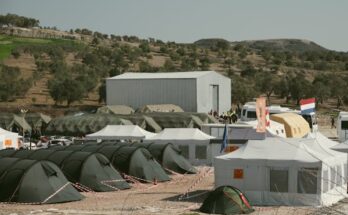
211 85 219 113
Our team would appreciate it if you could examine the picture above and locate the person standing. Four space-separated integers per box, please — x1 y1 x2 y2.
331 116 336 129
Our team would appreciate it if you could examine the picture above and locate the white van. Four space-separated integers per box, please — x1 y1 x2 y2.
240 102 299 121
337 112 348 142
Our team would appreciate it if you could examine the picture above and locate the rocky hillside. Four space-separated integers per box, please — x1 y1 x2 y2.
1 15 348 112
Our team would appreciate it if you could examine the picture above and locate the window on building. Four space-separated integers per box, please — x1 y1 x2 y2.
211 128 218 137
297 168 319 194
341 121 348 129
270 168 289 193
242 109 246 117
195 145 207 159
246 111 257 119
178 145 189 159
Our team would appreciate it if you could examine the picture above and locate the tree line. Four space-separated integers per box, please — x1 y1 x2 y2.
0 13 39 28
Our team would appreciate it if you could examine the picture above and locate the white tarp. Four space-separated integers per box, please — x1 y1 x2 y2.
0 128 19 149
214 135 347 206
86 125 156 140
242 120 286 138
147 128 215 165
147 128 215 140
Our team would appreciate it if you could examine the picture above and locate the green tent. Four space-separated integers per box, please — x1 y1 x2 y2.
200 186 254 215
0 113 32 132
124 142 196 174
97 105 135 115
144 113 195 129
0 156 83 204
114 114 162 133
51 144 170 183
25 113 51 134
45 114 133 136
0 149 130 192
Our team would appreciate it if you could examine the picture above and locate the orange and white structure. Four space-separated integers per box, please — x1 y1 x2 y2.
0 128 19 149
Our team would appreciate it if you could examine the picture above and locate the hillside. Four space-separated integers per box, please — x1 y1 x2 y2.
1 17 348 114
236 39 327 53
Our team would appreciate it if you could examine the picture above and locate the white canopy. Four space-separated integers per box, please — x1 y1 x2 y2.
0 128 19 149
86 125 156 140
147 128 215 140
214 134 347 206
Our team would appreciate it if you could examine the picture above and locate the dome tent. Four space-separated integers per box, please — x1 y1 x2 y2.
0 149 130 191
129 142 197 174
0 156 83 204
200 186 254 214
52 144 170 182
79 145 170 182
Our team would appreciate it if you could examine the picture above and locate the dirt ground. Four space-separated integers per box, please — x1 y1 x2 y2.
1 127 348 215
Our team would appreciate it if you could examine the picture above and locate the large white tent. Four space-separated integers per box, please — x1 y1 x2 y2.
147 128 215 165
214 136 347 206
86 125 156 140
331 141 348 153
0 128 19 149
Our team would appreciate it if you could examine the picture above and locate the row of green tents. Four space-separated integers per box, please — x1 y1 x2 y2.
0 140 197 204
0 149 130 192
0 111 217 136
45 112 217 136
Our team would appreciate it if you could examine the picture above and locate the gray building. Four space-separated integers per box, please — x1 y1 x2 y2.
106 71 231 114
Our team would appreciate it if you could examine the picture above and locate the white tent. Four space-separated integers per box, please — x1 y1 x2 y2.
331 141 348 153
0 128 19 149
86 125 156 140
214 136 347 206
147 128 215 165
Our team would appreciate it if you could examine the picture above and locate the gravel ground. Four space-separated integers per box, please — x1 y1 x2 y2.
1 127 348 215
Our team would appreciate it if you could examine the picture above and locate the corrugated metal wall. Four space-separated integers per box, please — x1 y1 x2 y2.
106 78 197 111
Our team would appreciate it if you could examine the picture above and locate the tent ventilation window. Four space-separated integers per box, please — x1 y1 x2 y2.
269 168 288 193
344 164 348 184
336 166 342 186
41 162 57 177
330 167 336 189
178 145 189 159
297 168 318 194
195 145 207 160
323 170 329 193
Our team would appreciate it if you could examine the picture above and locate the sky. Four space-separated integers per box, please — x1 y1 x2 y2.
1 0 347 51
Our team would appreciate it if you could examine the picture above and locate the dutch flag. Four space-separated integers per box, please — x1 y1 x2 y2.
300 98 315 114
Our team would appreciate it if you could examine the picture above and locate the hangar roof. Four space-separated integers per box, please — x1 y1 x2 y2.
109 71 220 80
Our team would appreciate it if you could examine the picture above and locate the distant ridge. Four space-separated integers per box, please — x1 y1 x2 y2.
195 38 328 53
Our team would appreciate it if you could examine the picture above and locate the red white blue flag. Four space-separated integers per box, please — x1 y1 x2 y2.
300 98 315 114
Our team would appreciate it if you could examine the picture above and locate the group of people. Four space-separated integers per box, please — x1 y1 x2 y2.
208 109 238 124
